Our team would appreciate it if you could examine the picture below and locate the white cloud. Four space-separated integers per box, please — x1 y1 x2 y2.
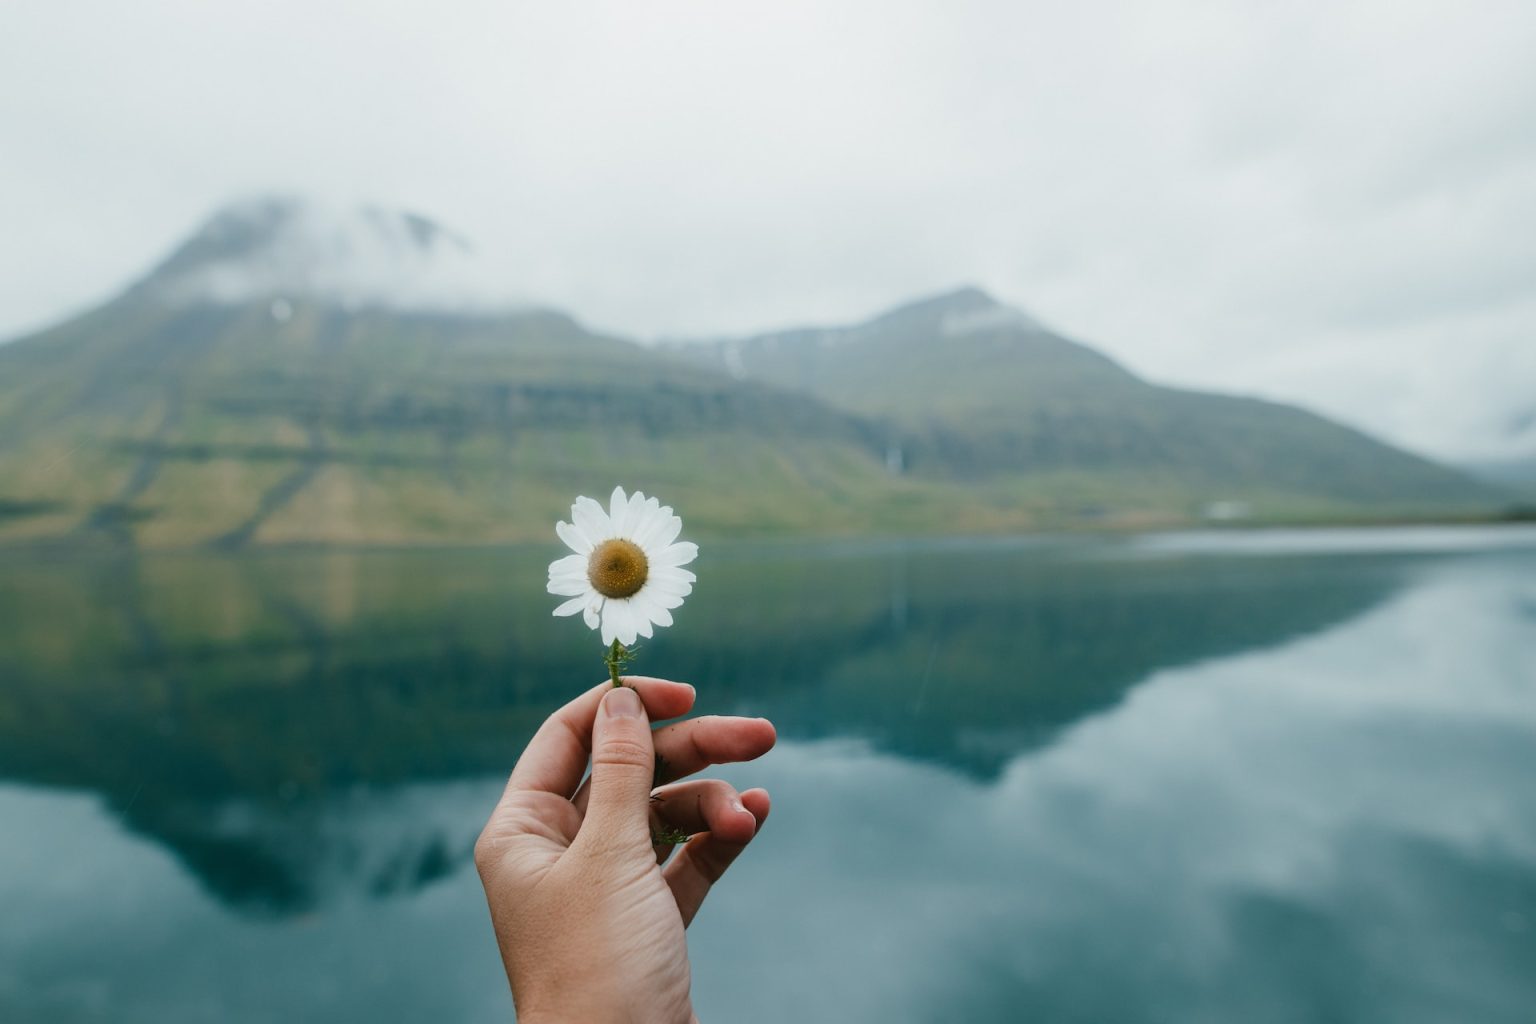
1 0 1533 457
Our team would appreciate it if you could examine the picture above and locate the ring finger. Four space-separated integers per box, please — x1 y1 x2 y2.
648 778 759 861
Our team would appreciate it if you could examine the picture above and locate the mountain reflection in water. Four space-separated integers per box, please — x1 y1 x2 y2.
1 538 1403 912
1 529 1533 1024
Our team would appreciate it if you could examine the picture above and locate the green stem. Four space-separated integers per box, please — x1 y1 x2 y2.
603 638 628 687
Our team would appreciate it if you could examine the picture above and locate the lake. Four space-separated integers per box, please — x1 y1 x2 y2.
1 526 1534 1022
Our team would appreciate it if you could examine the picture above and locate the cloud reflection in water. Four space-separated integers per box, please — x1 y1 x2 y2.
689 559 1536 1023
0 543 1532 1022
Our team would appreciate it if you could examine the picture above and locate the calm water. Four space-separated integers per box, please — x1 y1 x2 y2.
1 527 1534 1023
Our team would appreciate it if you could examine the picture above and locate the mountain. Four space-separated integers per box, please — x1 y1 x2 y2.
1459 408 1536 492
671 287 1503 520
1460 457 1536 491
0 199 929 547
0 201 1508 549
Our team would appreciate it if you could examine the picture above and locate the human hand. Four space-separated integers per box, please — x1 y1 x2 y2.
475 678 776 1023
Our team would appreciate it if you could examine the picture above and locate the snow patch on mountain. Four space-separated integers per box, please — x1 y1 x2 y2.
139 197 525 313
940 303 1041 337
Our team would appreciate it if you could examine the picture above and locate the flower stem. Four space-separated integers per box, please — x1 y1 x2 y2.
603 638 629 688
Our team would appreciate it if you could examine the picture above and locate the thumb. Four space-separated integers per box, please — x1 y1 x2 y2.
581 685 656 850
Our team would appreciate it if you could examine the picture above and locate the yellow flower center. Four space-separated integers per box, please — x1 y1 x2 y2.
588 538 649 599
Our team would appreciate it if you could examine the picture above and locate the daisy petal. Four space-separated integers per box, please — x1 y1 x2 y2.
608 600 639 646
600 605 619 646
652 515 683 549
633 590 674 629
629 503 666 549
621 596 653 640
646 574 693 597
552 596 587 617
548 553 586 577
653 542 698 567
556 520 592 555
609 486 630 535
548 577 588 597
572 496 610 542
650 505 673 545
631 501 669 549
650 565 696 587
621 491 647 539
650 590 686 610
583 598 603 630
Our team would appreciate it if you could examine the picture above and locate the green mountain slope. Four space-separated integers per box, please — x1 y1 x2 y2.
673 287 1501 518
0 296 958 546
0 203 1507 548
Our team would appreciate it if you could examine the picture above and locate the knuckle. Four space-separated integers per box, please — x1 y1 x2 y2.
592 736 655 770
702 778 736 798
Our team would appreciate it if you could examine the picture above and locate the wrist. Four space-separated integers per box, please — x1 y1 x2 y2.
516 1001 694 1024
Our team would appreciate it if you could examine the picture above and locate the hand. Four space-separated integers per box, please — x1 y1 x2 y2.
475 677 776 1023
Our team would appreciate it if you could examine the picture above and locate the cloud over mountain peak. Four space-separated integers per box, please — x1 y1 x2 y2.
132 196 523 313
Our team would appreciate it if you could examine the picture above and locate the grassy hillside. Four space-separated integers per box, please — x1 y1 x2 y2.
0 296 1010 546
673 288 1502 517
0 280 1508 549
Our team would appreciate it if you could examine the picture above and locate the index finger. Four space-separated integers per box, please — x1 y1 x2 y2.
504 677 695 799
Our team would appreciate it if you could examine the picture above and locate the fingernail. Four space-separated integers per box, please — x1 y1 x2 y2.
605 686 644 719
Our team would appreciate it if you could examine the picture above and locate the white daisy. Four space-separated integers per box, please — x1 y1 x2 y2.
546 486 698 647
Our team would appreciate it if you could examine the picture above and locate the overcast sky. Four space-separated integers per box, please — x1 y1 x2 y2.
3 0 1533 459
